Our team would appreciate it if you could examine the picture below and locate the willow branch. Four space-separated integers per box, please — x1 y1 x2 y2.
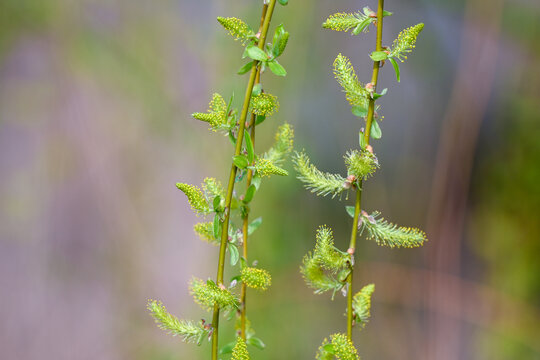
240 3 268 341
211 1 277 358
346 0 385 341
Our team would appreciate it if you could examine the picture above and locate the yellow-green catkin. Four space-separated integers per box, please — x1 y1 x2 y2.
333 54 369 107
217 17 253 44
232 337 250 360
331 333 359 360
189 278 239 311
241 267 272 291
250 93 279 116
323 12 364 32
193 222 218 245
390 23 424 62
176 183 209 215
352 284 375 328
192 93 227 131
254 158 288 177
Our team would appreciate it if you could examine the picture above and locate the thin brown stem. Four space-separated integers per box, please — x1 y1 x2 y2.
346 0 384 341
211 1 277 358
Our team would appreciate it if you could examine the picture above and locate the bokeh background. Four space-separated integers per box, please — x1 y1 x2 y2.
1 0 539 359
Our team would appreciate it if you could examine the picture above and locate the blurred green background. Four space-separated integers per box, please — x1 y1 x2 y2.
1 0 539 359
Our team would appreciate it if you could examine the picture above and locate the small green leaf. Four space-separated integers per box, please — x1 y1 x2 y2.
244 130 255 163
372 88 387 100
228 131 237 145
251 175 262 190
272 24 289 57
388 57 400 82
268 60 287 76
245 45 268 61
346 206 356 218
351 105 368 118
229 243 239 266
352 19 371 35
359 131 367 148
233 155 249 169
248 217 262 235
370 119 382 139
219 341 236 355
370 51 388 61
383 10 393 17
213 195 223 212
255 114 266 125
278 0 288 5
244 184 256 203
238 61 254 75
213 214 221 239
252 84 262 96
246 336 266 350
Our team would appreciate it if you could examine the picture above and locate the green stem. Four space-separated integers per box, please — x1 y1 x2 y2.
212 1 277 358
240 3 268 341
346 0 384 341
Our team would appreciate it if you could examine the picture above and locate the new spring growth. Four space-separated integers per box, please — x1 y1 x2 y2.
176 183 210 215
250 93 279 116
241 267 272 291
333 54 370 108
359 211 427 248
301 226 350 296
190 278 240 311
389 23 424 62
192 93 229 132
194 222 219 245
147 300 209 344
352 284 375 328
217 17 255 45
317 333 360 360
322 7 392 35
232 337 250 360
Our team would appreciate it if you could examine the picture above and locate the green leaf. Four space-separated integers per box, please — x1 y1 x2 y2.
370 51 388 61
229 243 239 266
272 24 289 57
213 214 221 239
248 217 262 235
244 130 255 163
383 10 393 17
245 45 268 61
213 195 223 212
219 341 236 355
372 88 387 100
251 175 262 190
268 60 287 76
246 336 266 350
252 84 262 96
346 206 356 218
388 57 400 82
278 0 288 5
238 61 254 75
359 131 367 148
352 19 371 35
351 105 368 118
244 184 257 203
255 114 266 125
370 119 382 139
233 154 249 169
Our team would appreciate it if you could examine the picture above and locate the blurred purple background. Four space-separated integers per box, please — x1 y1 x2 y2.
1 0 539 359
